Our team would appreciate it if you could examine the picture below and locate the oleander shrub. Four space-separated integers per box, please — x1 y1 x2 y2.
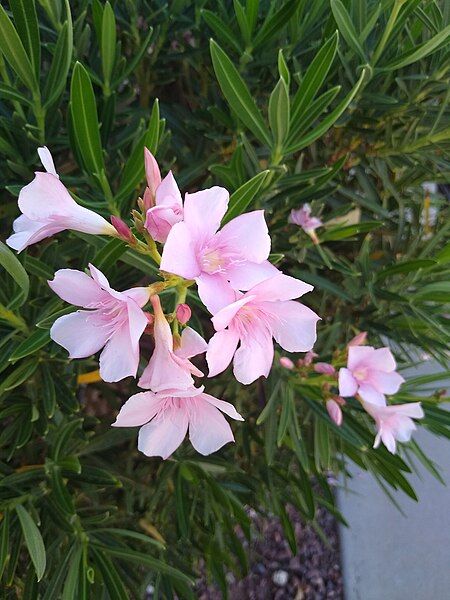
0 0 449 597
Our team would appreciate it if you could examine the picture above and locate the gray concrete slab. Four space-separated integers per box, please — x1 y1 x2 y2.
337 364 450 600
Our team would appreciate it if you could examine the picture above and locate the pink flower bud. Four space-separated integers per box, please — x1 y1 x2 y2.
144 148 161 206
348 331 367 347
110 216 134 243
314 362 336 375
176 303 191 325
326 399 343 426
303 351 318 366
279 357 294 370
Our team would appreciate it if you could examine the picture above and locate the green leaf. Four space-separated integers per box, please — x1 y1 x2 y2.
0 241 29 306
277 49 290 86
0 510 9 580
234 0 251 45
376 259 436 281
9 329 50 362
330 0 367 60
413 282 450 303
269 78 290 148
291 32 338 129
0 82 33 106
44 2 73 108
286 67 367 154
112 26 154 87
10 0 40 80
210 39 271 146
93 238 126 270
0 359 39 395
70 62 105 176
223 170 269 223
0 4 38 91
116 100 160 207
321 221 382 241
101 2 116 87
62 545 82 600
95 545 194 585
382 24 450 70
201 10 242 54
253 0 298 49
15 505 46 582
91 547 128 600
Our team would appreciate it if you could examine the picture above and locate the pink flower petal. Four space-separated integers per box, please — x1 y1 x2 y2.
211 295 254 330
249 274 314 302
155 171 182 208
175 327 207 359
138 408 189 458
113 391 163 427
99 320 140 382
183 186 229 243
265 300 319 353
370 370 405 395
144 148 162 195
201 393 244 421
160 221 201 279
196 272 236 314
48 269 108 307
188 396 234 455
358 384 386 406
219 210 270 263
6 214 64 252
232 328 274 385
227 260 280 291
206 329 240 378
122 286 150 307
37 146 58 178
50 311 110 358
338 367 358 397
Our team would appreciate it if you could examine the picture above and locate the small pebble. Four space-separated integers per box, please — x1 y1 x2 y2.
272 569 289 587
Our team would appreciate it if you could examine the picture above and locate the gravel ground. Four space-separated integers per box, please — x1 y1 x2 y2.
197 506 343 599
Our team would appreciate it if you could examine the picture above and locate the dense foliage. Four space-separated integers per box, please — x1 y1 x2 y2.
0 0 449 597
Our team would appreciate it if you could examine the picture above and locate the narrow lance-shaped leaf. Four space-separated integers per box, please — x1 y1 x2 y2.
269 78 290 149
201 9 242 54
381 23 450 70
210 39 271 146
44 1 73 108
9 0 41 80
291 31 339 127
253 0 299 49
0 241 29 306
330 0 367 61
15 505 46 582
223 170 270 224
286 67 367 154
70 62 105 176
0 5 38 92
101 2 116 89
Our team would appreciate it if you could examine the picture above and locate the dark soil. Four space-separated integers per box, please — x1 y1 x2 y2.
197 506 343 600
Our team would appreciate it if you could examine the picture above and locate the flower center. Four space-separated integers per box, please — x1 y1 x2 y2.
353 367 368 382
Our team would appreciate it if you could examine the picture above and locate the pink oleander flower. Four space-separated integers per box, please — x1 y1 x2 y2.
6 147 115 252
289 203 322 235
143 149 183 243
339 346 405 405
206 274 320 385
348 331 367 347
138 295 207 391
160 188 278 313
175 303 191 325
314 362 336 375
363 401 424 454
279 357 295 370
49 264 150 382
113 386 244 458
326 399 343 426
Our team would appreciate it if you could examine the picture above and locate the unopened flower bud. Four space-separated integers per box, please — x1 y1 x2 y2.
314 362 336 375
326 399 343 426
143 148 161 210
110 216 134 244
279 357 294 370
303 351 318 366
348 331 367 347
176 303 191 325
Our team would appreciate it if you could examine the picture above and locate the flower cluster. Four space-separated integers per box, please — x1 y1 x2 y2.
7 147 423 458
7 147 320 458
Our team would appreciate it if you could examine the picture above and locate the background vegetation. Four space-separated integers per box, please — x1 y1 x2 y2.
0 0 449 597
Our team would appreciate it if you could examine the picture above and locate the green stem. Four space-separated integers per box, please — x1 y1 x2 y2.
371 0 406 66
